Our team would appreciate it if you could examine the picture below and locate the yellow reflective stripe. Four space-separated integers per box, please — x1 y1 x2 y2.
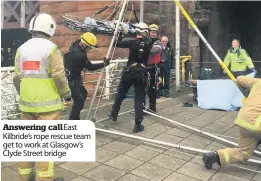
251 81 261 91
36 162 54 178
14 48 21 74
48 46 58 73
20 99 62 107
255 115 261 128
235 116 261 132
223 151 230 165
19 73 52 79
18 167 33 175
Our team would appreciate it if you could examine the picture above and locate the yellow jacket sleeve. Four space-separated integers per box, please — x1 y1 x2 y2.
224 51 230 68
50 47 71 99
13 48 21 94
236 76 259 90
241 49 254 69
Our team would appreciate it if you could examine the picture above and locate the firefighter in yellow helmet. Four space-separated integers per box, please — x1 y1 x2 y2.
203 76 261 169
223 39 256 77
13 13 71 181
63 32 110 120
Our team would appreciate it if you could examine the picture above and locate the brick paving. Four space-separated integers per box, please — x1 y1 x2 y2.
2 88 261 181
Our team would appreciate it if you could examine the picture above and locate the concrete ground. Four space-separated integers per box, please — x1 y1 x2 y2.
1 87 261 181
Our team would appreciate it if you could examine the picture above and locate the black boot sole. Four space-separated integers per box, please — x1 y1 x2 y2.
107 111 117 121
133 125 144 133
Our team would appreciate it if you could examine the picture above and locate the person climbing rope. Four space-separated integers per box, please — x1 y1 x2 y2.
64 32 110 120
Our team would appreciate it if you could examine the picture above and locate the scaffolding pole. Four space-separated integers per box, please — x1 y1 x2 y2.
140 0 144 22
96 127 261 165
1 1 4 28
20 0 25 28
175 1 181 91
143 110 261 157
86 0 129 120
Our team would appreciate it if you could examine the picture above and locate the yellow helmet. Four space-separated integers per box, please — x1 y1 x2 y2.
80 32 97 47
149 24 159 32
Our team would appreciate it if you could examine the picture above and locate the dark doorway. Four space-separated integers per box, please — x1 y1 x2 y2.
200 1 261 76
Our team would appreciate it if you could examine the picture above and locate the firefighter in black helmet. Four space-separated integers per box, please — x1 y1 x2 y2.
107 22 153 133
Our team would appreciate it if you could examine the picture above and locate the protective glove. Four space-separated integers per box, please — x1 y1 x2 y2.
104 57 110 66
65 97 71 102
250 68 257 74
64 97 73 106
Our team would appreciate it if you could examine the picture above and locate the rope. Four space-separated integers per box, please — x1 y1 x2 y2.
92 0 130 119
105 0 120 20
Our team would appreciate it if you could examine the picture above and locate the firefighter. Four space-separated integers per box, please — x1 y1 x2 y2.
203 76 261 169
159 36 173 97
144 24 163 113
63 32 110 120
223 39 257 77
107 22 153 133
13 13 70 181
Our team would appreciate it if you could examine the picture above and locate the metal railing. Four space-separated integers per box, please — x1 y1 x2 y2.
1 58 129 120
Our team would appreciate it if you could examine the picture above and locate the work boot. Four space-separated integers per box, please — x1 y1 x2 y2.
256 140 261 151
133 124 144 133
202 151 220 169
54 177 64 181
107 111 117 121
164 89 169 97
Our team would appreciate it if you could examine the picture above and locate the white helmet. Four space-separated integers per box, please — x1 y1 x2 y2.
135 22 149 33
29 13 57 37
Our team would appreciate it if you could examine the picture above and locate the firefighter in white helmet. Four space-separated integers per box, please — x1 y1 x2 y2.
13 12 70 181
107 22 153 133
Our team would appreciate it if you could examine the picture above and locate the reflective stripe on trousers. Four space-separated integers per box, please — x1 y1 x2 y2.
17 162 55 181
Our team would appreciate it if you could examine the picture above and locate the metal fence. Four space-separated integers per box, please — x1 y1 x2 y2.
1 59 129 120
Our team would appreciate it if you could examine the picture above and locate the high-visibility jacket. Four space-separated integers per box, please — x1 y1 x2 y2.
13 36 71 113
224 47 254 72
234 76 261 133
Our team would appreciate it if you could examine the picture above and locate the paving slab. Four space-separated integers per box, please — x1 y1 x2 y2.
163 172 200 181
163 148 196 161
96 134 115 147
134 127 164 139
186 133 215 144
124 146 160 161
153 132 184 144
116 174 149 181
146 122 172 132
59 162 100 175
83 165 125 181
185 115 215 128
178 138 209 150
1 167 20 181
102 140 135 154
70 176 93 181
252 166 261 181
148 153 186 171
96 147 119 163
165 127 193 138
131 163 173 181
169 111 195 123
105 155 144 172
209 172 249 181
220 163 259 180
54 167 78 181
199 110 227 119
177 162 217 181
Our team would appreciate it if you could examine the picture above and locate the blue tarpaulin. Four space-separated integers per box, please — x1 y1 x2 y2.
197 73 256 111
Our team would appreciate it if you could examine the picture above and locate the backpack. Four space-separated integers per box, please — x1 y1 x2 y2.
198 68 213 80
